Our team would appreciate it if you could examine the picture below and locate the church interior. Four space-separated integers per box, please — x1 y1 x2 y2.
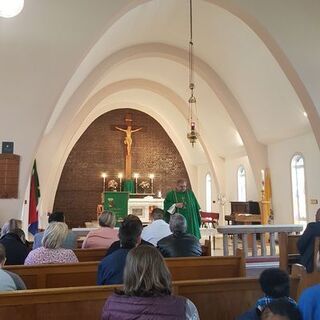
1 1 320 319
1 0 319 230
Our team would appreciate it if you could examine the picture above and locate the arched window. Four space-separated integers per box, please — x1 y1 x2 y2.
237 166 246 201
291 154 307 223
205 173 212 211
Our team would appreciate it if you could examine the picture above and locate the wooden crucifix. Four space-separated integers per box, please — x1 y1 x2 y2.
113 114 143 179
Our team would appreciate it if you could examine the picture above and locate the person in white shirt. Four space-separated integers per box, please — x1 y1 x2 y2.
141 208 172 246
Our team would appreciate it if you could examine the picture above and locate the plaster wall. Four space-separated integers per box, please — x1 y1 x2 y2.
268 132 320 225
225 155 259 215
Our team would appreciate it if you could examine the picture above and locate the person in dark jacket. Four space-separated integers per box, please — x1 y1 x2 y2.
0 244 26 290
0 228 30 265
101 245 199 320
297 207 320 272
105 215 153 257
97 215 143 285
157 213 202 257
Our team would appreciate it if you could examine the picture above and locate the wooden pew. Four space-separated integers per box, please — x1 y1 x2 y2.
279 233 301 272
279 233 320 273
4 253 245 289
73 248 106 262
0 277 300 320
291 238 320 297
73 240 211 262
166 252 245 280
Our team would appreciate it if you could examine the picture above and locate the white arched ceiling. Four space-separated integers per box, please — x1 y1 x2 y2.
34 0 317 214
38 79 226 214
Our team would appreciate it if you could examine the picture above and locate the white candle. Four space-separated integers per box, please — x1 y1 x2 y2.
101 172 107 192
261 169 265 191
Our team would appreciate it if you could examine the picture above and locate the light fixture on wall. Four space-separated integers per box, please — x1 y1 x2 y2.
186 0 199 147
0 0 24 18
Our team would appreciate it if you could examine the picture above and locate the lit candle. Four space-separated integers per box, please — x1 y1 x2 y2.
133 173 139 193
101 172 107 192
261 169 265 191
149 173 155 193
118 173 123 191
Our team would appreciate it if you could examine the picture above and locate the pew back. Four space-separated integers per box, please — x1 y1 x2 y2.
279 233 300 272
0 277 300 320
5 254 245 289
73 248 106 262
73 241 212 262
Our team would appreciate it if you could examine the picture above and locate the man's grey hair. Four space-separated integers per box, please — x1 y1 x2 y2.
169 213 187 234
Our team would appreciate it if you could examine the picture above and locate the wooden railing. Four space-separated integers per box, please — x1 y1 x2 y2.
217 224 303 257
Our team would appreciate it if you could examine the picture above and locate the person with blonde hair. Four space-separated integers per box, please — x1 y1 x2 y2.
82 211 118 249
101 245 199 319
33 211 77 249
24 222 78 265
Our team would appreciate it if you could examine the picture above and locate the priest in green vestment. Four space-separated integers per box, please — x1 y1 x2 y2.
164 179 201 239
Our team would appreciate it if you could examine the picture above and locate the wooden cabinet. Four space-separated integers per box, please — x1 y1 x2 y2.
0 154 20 198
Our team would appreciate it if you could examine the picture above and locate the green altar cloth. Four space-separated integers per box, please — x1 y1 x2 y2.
103 191 129 225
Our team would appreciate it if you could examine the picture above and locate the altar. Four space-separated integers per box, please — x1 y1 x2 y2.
128 197 164 222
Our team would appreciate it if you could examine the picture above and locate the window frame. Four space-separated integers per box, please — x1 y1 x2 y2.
205 172 212 212
290 153 307 223
237 165 246 202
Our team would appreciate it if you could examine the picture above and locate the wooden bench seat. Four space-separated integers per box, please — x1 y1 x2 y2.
0 276 300 320
4 254 245 289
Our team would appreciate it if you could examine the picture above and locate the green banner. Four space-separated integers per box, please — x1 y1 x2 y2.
123 179 134 193
103 191 129 224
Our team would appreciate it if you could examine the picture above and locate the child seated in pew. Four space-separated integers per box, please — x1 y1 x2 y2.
237 268 297 320
261 298 301 320
101 245 200 320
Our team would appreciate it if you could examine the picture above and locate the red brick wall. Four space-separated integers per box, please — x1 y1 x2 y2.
53 109 190 227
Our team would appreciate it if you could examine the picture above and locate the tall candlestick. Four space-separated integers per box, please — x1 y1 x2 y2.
101 172 107 192
149 173 155 194
261 169 265 191
118 173 123 192
133 173 139 193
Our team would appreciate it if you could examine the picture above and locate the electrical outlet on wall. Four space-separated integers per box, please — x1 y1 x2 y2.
310 199 318 205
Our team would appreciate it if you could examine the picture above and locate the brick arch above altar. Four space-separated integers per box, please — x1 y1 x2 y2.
53 108 190 228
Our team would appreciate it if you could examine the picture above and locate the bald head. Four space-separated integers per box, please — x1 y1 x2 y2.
316 208 320 222
176 179 187 192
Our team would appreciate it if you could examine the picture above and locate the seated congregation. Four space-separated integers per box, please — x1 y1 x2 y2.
1 210 320 319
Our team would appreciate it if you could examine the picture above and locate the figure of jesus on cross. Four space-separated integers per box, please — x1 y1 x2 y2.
115 124 142 156
114 114 143 179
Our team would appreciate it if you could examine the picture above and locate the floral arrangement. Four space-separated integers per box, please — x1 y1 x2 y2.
107 179 118 191
139 180 150 191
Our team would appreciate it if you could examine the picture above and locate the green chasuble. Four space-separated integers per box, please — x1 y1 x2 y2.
164 189 201 239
